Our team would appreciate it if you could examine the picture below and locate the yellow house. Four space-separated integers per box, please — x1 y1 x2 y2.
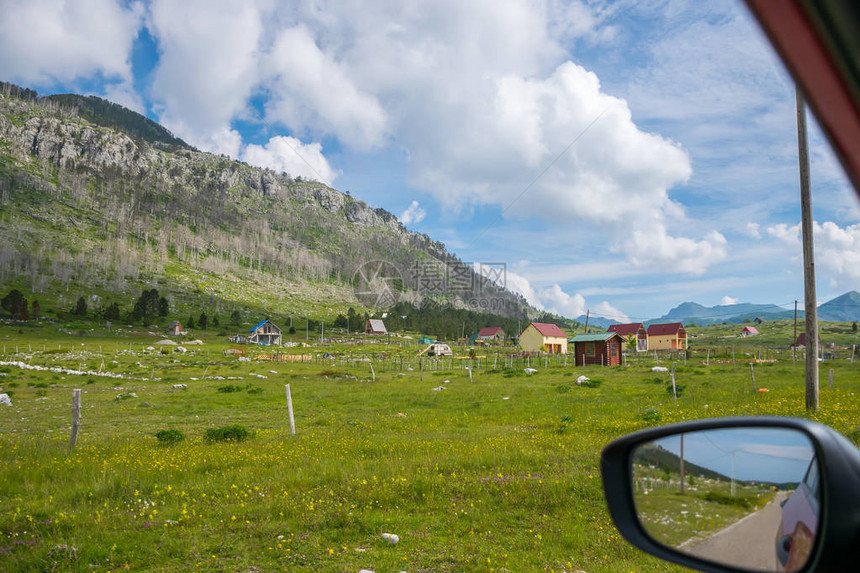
646 323 687 350
519 322 568 354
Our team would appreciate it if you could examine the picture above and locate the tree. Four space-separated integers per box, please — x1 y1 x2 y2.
187 315 195 329
74 296 87 316
230 310 241 326
1 289 27 319
334 314 348 329
199 312 208 330
31 300 41 318
104 302 120 320
133 289 163 323
212 315 220 328
853 322 858 332
159 297 169 317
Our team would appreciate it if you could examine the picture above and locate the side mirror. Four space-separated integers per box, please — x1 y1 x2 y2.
602 417 860 573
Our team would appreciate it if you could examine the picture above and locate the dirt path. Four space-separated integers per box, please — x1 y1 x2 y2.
681 491 787 571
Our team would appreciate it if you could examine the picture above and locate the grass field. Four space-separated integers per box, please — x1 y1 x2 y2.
1 322 859 572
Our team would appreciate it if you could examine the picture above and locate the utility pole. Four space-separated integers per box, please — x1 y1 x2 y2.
797 89 819 410
584 310 590 334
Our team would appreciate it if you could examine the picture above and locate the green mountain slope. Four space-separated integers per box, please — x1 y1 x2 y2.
0 84 531 333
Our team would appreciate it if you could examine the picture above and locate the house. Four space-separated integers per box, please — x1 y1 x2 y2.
646 323 687 350
607 323 647 351
365 319 387 335
741 326 760 337
754 317 766 324
519 322 568 354
794 332 807 348
569 332 624 366
167 321 185 336
248 319 281 345
477 327 506 342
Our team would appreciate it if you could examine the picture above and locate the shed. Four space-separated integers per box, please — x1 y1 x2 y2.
569 332 624 366
520 322 568 354
249 319 281 345
365 319 387 335
167 321 185 336
741 326 760 337
607 323 647 351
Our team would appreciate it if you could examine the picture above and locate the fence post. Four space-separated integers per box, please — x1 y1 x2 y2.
69 389 81 452
829 368 834 387
750 363 756 391
285 384 296 436
670 363 677 401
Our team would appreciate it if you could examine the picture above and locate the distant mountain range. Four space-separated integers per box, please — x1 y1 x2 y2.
578 291 860 329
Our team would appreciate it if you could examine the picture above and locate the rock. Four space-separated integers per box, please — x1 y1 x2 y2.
575 375 589 385
524 368 537 374
0 393 12 406
172 384 188 389
432 386 446 391
381 532 399 544
652 366 669 372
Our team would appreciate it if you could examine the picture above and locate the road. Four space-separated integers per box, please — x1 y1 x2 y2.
681 492 788 572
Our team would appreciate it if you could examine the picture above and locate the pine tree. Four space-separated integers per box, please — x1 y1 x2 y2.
199 312 208 330
74 296 87 316
187 315 195 329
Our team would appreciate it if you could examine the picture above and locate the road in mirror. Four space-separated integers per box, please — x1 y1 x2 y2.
631 428 819 572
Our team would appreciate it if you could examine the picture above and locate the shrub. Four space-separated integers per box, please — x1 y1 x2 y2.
245 384 263 394
205 425 250 443
555 384 572 393
702 491 752 509
638 408 661 423
155 429 185 445
217 384 243 393
580 378 603 388
666 382 686 397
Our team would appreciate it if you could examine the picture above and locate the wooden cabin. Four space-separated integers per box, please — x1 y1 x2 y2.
569 332 624 366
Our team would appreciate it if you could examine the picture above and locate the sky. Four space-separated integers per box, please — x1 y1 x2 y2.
1 0 858 321
650 427 815 484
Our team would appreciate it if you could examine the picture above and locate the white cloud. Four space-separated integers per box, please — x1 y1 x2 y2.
746 222 761 239
399 201 426 226
767 221 860 288
0 0 142 86
262 25 388 150
620 224 727 275
720 296 739 305
148 0 263 152
241 136 339 184
500 269 628 321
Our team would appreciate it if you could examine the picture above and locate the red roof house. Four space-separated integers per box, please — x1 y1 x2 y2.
477 327 505 341
608 323 647 351
646 323 687 350
520 322 568 354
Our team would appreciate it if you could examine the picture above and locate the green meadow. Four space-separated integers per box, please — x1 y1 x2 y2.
1 324 859 572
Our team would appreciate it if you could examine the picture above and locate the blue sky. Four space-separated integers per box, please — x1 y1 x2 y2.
651 427 815 484
1 0 857 321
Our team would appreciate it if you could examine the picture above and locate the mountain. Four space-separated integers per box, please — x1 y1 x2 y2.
818 291 860 322
0 83 532 335
655 292 860 326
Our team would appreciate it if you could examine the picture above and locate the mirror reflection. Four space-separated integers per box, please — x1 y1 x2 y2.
631 427 819 572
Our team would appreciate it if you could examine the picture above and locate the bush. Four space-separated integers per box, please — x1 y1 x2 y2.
638 408 661 423
580 378 603 388
205 425 250 443
245 384 263 394
702 491 752 509
666 382 686 397
155 429 185 445
217 384 244 393
555 384 572 393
